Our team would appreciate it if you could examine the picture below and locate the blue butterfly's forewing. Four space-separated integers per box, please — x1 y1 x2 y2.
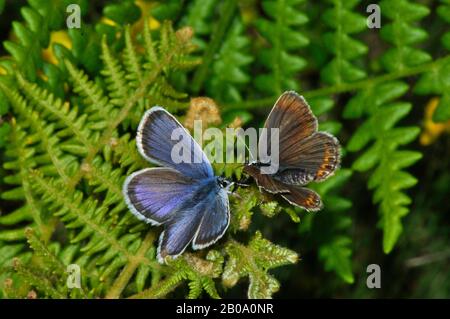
136 107 214 180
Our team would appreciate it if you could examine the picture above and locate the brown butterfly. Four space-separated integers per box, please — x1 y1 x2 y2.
244 91 340 211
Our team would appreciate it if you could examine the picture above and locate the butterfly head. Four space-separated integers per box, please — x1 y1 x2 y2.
217 176 233 190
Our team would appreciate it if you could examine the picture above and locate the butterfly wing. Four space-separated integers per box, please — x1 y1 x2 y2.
246 91 339 210
275 132 340 184
126 108 230 263
192 189 230 249
280 184 323 212
157 183 230 262
243 165 322 211
260 91 339 185
123 167 198 225
137 106 214 180
157 208 204 263
261 91 318 161
244 164 288 193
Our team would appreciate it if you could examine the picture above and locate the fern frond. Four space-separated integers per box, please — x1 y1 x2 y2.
191 0 238 93
25 228 65 273
347 93 422 253
13 258 65 299
16 74 95 148
12 229 91 299
3 6 48 80
123 25 144 88
313 169 354 283
1 121 44 235
343 0 428 253
0 82 76 182
320 0 368 84
65 60 116 126
414 2 450 121
230 187 258 232
28 171 155 273
222 232 298 299
132 251 224 299
0 243 30 298
180 0 216 52
379 0 431 72
207 18 253 103
100 37 131 107
255 0 309 94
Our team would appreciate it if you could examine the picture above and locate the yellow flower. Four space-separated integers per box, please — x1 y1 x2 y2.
420 97 450 146
42 31 72 65
41 1 161 67
100 17 117 27
132 0 160 36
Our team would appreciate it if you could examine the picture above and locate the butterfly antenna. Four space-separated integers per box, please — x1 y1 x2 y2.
234 181 250 187
226 181 235 191
234 131 256 163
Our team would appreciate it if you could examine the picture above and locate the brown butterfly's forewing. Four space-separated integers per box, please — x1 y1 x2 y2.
246 91 340 211
261 91 317 159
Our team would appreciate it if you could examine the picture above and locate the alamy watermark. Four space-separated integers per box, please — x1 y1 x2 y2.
67 264 81 289
367 4 381 29
366 264 381 289
170 120 280 174
66 4 81 29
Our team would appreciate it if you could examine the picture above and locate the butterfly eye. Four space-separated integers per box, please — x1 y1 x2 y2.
217 177 230 188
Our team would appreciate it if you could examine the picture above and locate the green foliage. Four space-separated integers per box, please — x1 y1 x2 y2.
1 0 449 299
344 0 430 253
180 0 216 52
255 0 309 94
206 18 253 103
133 251 224 299
103 1 141 25
314 169 354 284
414 1 450 121
320 0 367 84
222 232 298 298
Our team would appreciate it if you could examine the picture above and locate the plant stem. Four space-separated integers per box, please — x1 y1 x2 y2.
105 231 156 299
223 55 450 110
191 0 238 93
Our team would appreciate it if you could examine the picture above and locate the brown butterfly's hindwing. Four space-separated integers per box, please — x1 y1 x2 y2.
279 184 323 212
243 165 288 194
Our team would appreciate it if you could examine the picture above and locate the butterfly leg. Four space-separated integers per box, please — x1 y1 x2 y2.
228 191 242 200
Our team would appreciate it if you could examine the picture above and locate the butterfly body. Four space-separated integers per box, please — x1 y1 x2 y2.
244 91 340 211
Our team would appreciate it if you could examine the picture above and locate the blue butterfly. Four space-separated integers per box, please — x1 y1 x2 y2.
123 107 231 263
